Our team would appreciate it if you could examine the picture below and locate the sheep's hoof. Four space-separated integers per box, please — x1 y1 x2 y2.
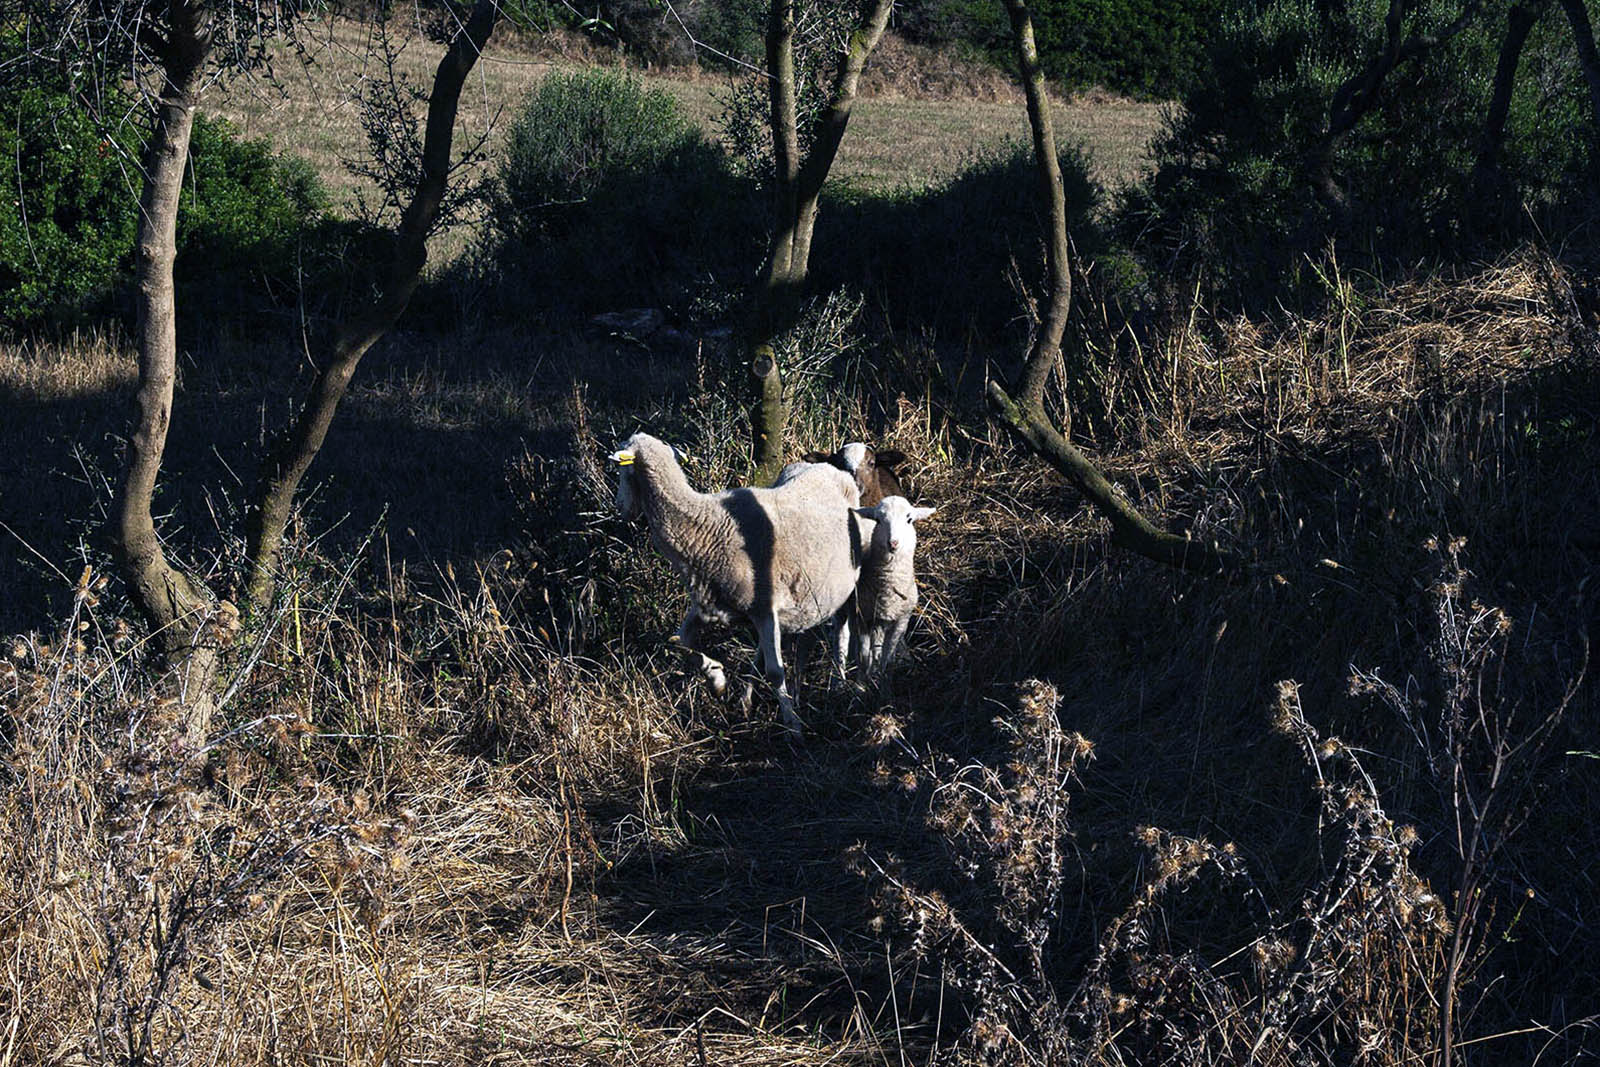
700 659 728 697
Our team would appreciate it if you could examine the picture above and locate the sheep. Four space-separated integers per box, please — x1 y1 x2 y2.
607 432 865 734
779 443 908 506
851 495 935 680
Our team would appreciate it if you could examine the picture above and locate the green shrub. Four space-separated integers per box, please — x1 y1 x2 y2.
815 140 1105 338
1122 0 1592 307
0 87 142 328
0 72 334 333
490 68 762 314
179 115 330 289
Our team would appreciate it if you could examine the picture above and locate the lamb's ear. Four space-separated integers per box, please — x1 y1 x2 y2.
851 505 883 519
875 450 907 468
801 451 830 464
909 505 936 522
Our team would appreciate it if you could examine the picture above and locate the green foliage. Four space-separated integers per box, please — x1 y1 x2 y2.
815 141 1105 337
179 115 331 293
489 68 762 313
1122 0 1593 306
897 0 1236 97
0 73 332 333
689 0 766 63
0 87 141 328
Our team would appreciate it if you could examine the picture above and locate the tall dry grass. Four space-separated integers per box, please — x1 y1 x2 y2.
2 251 1596 1065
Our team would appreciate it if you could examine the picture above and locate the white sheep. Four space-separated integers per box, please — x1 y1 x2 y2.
851 495 935 680
608 432 864 734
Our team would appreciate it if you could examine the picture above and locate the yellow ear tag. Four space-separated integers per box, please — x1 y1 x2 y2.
610 450 635 466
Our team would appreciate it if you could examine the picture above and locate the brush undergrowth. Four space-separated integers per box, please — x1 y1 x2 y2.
3 251 1597 1065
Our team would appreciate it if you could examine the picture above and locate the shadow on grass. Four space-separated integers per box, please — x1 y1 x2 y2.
0 318 704 634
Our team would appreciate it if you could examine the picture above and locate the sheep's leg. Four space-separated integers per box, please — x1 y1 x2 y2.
865 623 889 680
878 616 911 673
755 612 802 736
852 611 872 676
791 630 816 700
673 608 727 697
830 600 853 681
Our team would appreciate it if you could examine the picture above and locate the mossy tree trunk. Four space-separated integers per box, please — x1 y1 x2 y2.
747 0 895 483
244 0 501 608
113 0 223 742
987 0 1237 577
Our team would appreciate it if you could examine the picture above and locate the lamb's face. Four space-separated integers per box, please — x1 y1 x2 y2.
854 495 936 556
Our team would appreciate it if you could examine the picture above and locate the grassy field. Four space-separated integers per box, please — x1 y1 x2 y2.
208 13 1162 214
3 10 1598 1067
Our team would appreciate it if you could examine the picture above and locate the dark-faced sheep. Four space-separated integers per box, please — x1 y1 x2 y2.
608 432 865 734
784 443 908 507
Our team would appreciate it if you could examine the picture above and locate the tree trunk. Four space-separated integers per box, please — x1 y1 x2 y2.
987 0 1239 578
113 0 221 742
746 0 894 483
1001 0 1071 412
1473 1 1543 208
1558 0 1600 138
1310 0 1483 221
244 0 501 608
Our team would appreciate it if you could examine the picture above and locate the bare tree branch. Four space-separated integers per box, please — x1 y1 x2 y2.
245 0 502 607
987 0 1239 578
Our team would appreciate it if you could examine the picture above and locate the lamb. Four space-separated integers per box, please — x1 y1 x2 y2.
851 495 935 680
778 443 908 506
608 432 865 734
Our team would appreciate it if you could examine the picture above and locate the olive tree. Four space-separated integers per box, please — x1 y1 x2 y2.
743 0 895 482
12 0 503 739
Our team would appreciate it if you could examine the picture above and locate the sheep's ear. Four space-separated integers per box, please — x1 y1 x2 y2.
909 506 936 522
851 505 881 519
875 450 907 468
801 451 830 464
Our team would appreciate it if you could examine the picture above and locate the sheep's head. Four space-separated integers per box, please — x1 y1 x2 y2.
853 495 935 555
608 433 687 520
802 443 908 506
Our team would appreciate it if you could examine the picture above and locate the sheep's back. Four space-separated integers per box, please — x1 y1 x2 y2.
723 472 861 630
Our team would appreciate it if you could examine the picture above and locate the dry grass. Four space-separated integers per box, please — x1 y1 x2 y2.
4 248 1596 1064
206 12 1160 220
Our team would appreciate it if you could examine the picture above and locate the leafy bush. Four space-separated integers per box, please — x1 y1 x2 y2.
815 140 1105 338
179 116 330 289
1121 0 1592 306
0 87 142 328
489 68 762 315
0 74 333 333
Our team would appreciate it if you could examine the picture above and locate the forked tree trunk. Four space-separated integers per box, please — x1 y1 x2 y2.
113 0 222 741
244 0 500 607
1309 0 1483 221
747 0 894 482
987 0 1237 577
